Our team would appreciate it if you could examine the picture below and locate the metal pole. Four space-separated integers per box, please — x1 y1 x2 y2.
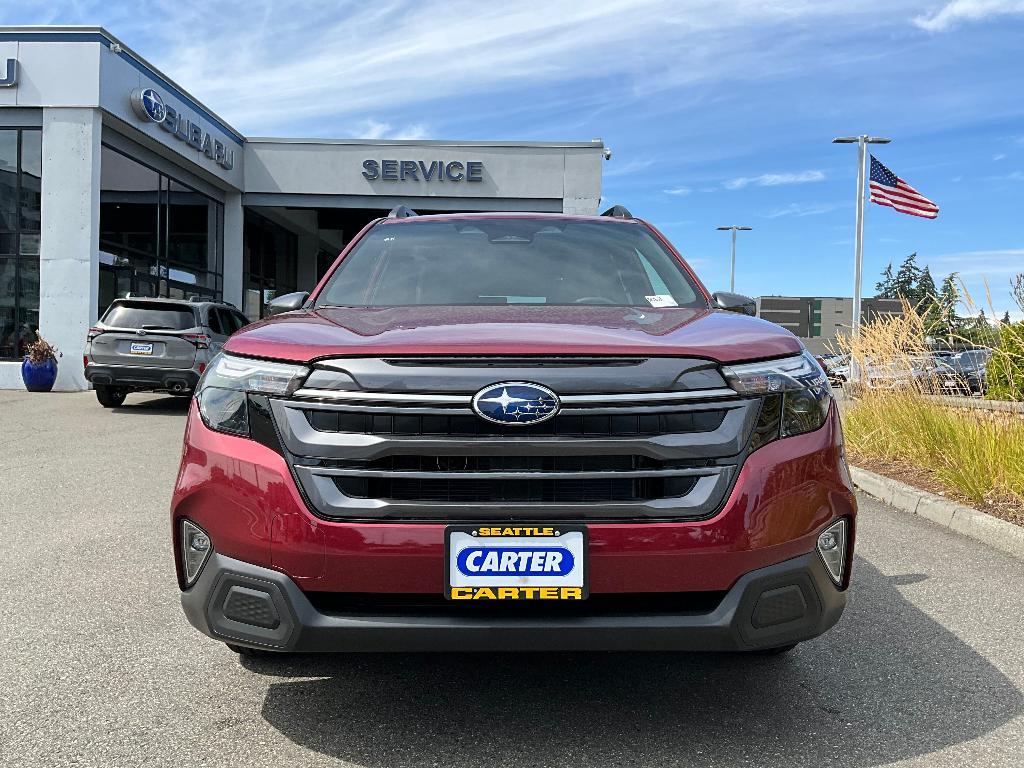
730 228 737 292
852 135 867 339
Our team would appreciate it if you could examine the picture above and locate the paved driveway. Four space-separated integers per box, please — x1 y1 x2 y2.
1 390 1021 767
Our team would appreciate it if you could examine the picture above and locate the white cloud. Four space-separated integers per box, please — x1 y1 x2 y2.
913 0 1024 32
724 170 826 190
760 200 841 218
993 153 1007 160
353 119 430 141
930 249 1024 276
603 158 655 178
0 0 920 135
662 186 692 196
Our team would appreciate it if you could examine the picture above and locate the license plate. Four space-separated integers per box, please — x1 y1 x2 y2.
129 342 153 356
445 525 587 600
943 380 958 388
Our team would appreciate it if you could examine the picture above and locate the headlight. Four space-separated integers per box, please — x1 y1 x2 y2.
722 351 832 448
196 353 309 436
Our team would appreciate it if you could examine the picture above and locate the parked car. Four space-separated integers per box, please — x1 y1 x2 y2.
933 349 992 395
818 354 849 386
172 209 855 657
862 355 938 390
84 297 249 407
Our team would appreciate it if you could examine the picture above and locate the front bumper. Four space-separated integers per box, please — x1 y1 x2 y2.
181 549 847 653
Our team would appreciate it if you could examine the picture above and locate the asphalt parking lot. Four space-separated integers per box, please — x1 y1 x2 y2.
1 390 1022 767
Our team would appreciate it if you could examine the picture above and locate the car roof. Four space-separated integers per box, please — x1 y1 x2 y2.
109 296 238 309
377 211 640 225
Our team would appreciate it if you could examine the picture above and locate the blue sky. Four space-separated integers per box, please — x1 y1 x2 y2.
6 0 1024 316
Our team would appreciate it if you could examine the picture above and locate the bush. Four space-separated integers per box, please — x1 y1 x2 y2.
986 322 1024 401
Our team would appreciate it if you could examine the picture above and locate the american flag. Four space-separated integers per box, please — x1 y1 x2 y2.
869 155 939 219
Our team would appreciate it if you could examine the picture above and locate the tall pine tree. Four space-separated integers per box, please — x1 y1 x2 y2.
875 262 895 298
917 266 938 310
937 273 961 340
893 252 923 304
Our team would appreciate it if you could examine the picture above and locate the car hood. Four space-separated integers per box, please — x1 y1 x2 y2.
224 305 802 364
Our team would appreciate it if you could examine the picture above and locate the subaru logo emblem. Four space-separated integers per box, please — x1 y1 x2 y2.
130 87 167 123
471 382 560 426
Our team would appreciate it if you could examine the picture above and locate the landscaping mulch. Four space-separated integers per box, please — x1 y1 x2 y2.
851 453 1024 528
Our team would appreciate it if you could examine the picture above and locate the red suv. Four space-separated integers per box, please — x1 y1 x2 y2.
172 209 855 656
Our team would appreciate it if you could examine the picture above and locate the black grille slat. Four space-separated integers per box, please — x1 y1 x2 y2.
334 475 698 503
303 409 727 438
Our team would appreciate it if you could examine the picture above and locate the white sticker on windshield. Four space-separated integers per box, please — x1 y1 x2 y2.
646 295 678 308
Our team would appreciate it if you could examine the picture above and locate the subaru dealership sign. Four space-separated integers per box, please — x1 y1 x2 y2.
129 87 235 170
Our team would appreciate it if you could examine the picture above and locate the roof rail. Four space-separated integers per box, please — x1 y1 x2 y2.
387 205 419 219
600 205 633 219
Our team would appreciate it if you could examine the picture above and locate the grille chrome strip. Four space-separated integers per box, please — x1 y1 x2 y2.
294 466 720 481
293 389 471 404
291 387 740 406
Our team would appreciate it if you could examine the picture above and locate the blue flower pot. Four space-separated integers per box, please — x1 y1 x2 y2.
21 357 58 392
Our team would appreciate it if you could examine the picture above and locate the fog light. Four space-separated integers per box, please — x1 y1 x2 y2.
181 520 213 587
817 519 847 586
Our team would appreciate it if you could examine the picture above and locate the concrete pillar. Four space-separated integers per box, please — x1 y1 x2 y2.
296 227 320 292
222 191 243 309
39 108 101 391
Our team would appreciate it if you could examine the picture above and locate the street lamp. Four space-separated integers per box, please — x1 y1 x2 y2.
715 226 753 293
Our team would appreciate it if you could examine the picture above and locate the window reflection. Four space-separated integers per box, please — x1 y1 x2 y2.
243 210 297 320
98 145 223 317
0 128 42 360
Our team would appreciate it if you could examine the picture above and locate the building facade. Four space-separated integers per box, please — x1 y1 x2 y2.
0 27 606 390
757 295 903 354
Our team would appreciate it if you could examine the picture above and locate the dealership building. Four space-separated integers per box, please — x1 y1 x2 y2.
0 26 606 390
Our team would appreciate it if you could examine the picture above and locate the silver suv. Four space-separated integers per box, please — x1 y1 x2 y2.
84 297 249 407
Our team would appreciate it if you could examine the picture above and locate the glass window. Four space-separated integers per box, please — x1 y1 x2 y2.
102 302 198 330
243 210 298 320
98 145 223 318
0 128 42 360
317 219 704 308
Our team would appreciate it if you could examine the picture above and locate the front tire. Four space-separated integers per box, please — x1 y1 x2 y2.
95 385 127 408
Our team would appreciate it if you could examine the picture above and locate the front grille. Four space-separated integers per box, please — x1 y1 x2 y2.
268 356 759 521
334 475 699 503
304 409 727 437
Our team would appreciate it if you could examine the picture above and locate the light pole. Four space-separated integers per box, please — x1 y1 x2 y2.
715 226 752 293
832 135 891 338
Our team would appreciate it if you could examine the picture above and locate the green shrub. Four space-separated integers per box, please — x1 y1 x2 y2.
986 322 1024 401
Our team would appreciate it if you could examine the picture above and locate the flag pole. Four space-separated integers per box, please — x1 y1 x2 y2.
832 134 891 385
852 136 867 341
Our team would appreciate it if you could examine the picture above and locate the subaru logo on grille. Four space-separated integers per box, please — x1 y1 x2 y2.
472 382 560 426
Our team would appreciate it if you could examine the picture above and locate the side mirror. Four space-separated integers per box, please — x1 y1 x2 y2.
266 291 309 316
712 291 756 317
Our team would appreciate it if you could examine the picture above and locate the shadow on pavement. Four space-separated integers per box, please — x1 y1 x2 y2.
111 394 192 415
247 557 1022 767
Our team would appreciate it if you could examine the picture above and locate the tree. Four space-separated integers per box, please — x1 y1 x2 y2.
936 272 961 341
1003 310 1012 325
917 265 938 312
893 252 923 305
875 262 895 298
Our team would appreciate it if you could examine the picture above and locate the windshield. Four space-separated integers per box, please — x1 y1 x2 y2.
315 219 706 308
102 303 197 331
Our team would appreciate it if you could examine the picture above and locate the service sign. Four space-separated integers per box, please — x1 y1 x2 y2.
445 525 587 600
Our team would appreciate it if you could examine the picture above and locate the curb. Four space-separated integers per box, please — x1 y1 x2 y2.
850 466 1024 560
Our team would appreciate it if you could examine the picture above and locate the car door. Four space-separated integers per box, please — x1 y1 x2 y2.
206 308 230 355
